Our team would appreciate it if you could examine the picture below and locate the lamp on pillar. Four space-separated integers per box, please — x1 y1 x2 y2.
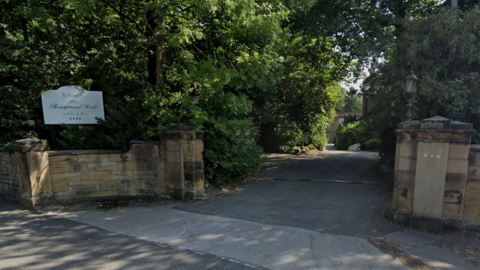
405 69 418 121
191 90 200 105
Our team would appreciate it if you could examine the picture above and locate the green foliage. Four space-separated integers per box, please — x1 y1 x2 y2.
334 119 380 150
365 138 382 151
367 5 480 174
1 0 288 185
335 88 363 113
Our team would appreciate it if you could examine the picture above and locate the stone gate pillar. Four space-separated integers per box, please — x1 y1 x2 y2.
160 124 205 200
12 139 52 209
392 116 475 233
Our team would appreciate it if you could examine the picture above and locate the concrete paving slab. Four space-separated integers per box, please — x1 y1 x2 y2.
52 205 409 270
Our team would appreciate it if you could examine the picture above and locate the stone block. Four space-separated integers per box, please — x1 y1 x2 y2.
393 212 411 225
68 180 99 187
466 178 480 191
184 190 197 200
465 191 480 206
143 162 158 171
159 160 166 169
49 164 71 174
394 143 400 172
127 143 156 155
50 172 82 183
416 132 451 143
468 165 480 180
81 171 112 181
395 185 414 212
111 170 135 177
447 159 469 174
398 157 416 171
463 205 480 223
448 143 470 159
12 139 49 153
443 203 462 218
180 131 196 140
109 154 129 162
399 143 417 157
52 182 69 193
184 161 204 171
135 170 158 176
445 173 466 190
184 170 203 183
182 140 203 161
49 155 77 165
78 154 111 163
70 162 88 172
442 219 463 234
443 190 463 204
409 215 442 233
395 131 416 143
117 161 140 171
140 180 158 189
450 133 473 143
166 140 181 152
469 152 480 167
87 162 118 171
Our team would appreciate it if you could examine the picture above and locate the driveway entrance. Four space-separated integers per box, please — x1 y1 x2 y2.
176 145 400 238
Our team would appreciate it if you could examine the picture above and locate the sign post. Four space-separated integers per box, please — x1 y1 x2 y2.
41 86 105 149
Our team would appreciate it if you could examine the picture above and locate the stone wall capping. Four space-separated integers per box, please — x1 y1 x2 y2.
12 138 49 153
48 149 122 156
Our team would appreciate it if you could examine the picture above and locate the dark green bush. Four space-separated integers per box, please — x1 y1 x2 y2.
364 138 382 150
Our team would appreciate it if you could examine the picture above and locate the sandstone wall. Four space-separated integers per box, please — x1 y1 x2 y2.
49 141 165 201
465 145 480 229
0 149 18 198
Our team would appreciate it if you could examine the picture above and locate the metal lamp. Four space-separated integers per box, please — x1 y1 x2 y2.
405 70 418 121
191 90 200 105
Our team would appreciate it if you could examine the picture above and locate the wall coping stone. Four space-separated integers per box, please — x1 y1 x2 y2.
398 116 473 131
12 138 49 153
48 149 122 156
395 129 476 134
48 141 160 156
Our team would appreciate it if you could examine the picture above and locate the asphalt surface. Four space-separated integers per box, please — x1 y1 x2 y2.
259 150 381 182
176 148 398 238
176 181 399 238
0 201 267 270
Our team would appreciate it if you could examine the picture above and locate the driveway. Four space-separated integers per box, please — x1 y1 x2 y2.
177 146 394 238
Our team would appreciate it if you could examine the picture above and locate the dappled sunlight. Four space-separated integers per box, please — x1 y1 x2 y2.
0 201 251 270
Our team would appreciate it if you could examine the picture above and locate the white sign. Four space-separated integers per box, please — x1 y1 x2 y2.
41 86 105 125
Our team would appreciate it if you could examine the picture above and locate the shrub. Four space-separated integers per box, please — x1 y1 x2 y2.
364 138 382 151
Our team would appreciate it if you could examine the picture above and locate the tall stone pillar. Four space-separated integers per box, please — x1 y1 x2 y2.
392 116 475 233
12 139 52 209
160 124 205 200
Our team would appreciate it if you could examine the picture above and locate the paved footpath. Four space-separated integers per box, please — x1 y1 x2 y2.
46 202 408 270
0 201 267 270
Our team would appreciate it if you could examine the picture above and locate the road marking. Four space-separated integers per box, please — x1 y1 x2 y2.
258 178 380 185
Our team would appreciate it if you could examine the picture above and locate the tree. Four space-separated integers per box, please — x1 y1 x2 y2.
1 0 288 185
